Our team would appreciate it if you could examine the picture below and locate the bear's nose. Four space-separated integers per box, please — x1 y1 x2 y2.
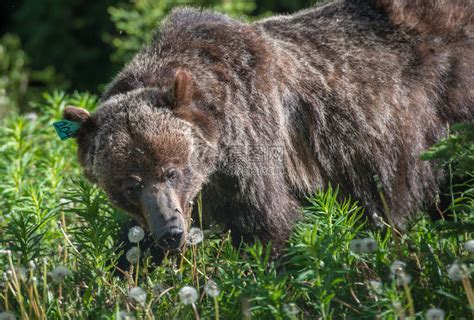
158 227 184 250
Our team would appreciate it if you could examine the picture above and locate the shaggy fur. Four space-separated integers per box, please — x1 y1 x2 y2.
65 0 474 253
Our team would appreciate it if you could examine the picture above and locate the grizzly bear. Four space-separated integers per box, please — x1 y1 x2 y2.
64 0 473 254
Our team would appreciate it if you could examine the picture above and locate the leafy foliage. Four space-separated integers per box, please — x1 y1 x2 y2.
107 0 257 64
0 92 473 319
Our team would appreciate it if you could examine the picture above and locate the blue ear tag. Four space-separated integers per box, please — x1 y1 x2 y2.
53 120 81 140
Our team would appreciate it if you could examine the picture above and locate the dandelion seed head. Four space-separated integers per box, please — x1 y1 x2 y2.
369 280 383 293
24 112 38 122
126 246 141 264
187 228 204 245
0 249 11 256
204 280 220 298
362 237 378 253
129 286 147 305
128 226 145 243
0 311 16 320
283 303 300 316
28 260 36 270
118 311 136 320
51 265 71 283
179 285 198 305
349 239 364 253
390 260 406 275
464 240 474 254
392 271 412 286
392 300 402 311
426 308 445 320
447 263 468 281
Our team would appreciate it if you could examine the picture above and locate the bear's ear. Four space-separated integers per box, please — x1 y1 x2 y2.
63 106 95 137
63 106 91 124
63 106 98 182
171 69 217 142
173 68 194 107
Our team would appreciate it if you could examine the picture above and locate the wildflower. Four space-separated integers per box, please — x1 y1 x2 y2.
128 226 145 243
28 260 36 270
51 265 71 283
204 280 220 298
283 303 300 316
369 280 383 293
179 285 198 305
24 112 38 122
0 249 11 256
447 263 468 281
126 246 141 264
128 287 147 305
0 311 16 320
118 311 136 320
349 239 364 253
393 272 412 286
390 260 406 275
392 301 403 313
464 240 474 254
187 228 204 245
425 308 445 320
361 237 378 253
389 260 411 285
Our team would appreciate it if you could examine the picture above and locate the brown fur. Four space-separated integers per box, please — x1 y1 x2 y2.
65 0 474 253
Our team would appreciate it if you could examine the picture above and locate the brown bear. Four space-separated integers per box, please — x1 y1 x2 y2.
64 0 473 254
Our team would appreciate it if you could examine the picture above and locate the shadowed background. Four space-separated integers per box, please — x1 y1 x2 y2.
0 0 318 116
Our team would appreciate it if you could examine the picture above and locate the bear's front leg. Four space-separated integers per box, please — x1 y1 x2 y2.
224 192 302 258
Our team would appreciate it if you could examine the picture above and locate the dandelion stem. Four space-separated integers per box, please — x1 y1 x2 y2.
191 302 200 320
461 276 474 317
7 253 29 320
214 297 220 320
402 281 415 319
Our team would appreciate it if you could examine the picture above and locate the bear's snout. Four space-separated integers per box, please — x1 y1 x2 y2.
157 226 185 250
140 186 187 251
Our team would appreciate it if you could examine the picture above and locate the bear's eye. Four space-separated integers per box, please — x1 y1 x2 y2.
165 168 180 184
122 177 143 202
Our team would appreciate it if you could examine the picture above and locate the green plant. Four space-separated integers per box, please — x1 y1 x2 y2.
107 0 257 64
0 92 473 319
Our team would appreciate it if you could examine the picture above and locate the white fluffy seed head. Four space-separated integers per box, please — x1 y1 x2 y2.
128 287 147 305
349 239 364 253
126 246 141 264
0 311 16 320
28 260 36 270
369 280 383 293
128 226 145 243
464 240 474 254
391 272 412 286
361 238 378 253
204 280 220 298
425 308 445 320
118 310 136 320
390 260 406 275
447 263 468 281
0 249 11 256
283 303 300 316
51 266 71 283
187 228 204 245
179 285 198 305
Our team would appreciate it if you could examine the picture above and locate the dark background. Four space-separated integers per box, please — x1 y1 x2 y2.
0 0 315 96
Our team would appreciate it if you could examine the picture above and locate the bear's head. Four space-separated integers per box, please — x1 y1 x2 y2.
63 70 218 251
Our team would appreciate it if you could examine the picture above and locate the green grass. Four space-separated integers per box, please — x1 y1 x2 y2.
0 92 473 319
